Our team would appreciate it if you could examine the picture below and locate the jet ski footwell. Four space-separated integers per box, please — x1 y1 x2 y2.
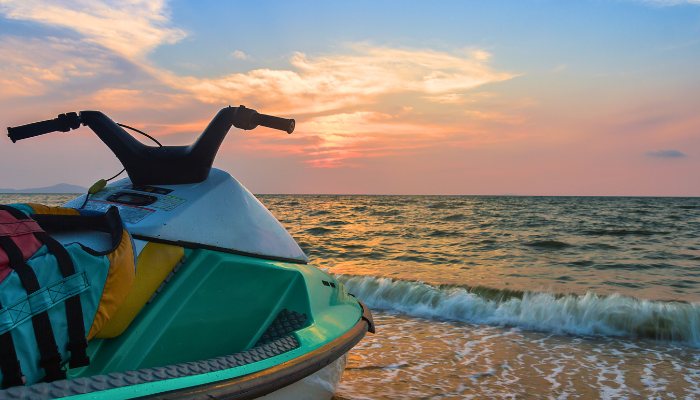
0 248 373 400
0 313 369 399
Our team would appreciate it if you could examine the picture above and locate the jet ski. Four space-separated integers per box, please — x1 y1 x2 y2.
1 106 375 399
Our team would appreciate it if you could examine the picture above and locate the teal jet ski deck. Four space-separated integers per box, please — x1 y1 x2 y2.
0 250 373 399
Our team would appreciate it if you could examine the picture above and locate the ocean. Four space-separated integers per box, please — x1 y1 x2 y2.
260 195 700 399
5 194 700 398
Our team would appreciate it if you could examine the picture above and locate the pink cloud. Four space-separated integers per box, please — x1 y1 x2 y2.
169 45 516 114
0 0 185 60
0 36 118 99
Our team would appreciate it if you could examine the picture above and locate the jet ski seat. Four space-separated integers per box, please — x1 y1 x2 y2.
95 242 185 338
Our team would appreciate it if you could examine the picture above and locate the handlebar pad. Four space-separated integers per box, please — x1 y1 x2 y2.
7 113 80 143
251 113 295 134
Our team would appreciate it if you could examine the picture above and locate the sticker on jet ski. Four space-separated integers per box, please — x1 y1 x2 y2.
77 187 187 223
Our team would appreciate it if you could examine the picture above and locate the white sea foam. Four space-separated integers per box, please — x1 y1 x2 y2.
337 274 700 344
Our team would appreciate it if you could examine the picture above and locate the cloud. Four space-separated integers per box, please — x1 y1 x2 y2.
552 64 567 73
0 2 516 116
423 91 501 104
87 88 193 110
0 1 524 171
302 111 450 140
170 44 516 114
0 36 121 99
216 110 464 168
464 110 526 124
645 149 687 158
232 50 252 60
424 93 465 104
0 0 186 59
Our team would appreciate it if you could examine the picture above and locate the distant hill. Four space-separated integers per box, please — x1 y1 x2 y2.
0 183 88 193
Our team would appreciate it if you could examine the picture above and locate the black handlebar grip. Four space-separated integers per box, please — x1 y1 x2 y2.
7 112 80 143
252 113 295 134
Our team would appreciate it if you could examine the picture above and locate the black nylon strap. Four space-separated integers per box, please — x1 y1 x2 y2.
34 232 89 368
29 207 126 369
30 207 124 256
0 205 90 369
0 209 30 387
0 235 66 382
0 300 27 388
0 205 33 221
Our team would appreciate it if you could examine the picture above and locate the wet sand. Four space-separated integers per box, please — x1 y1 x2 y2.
335 312 700 399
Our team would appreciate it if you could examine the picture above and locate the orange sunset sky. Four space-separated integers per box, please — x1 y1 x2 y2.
1 0 699 195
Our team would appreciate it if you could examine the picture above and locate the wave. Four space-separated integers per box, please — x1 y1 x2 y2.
336 274 700 344
583 229 668 236
309 210 331 216
306 227 332 235
524 240 572 249
428 229 464 238
370 210 401 216
324 220 349 226
427 202 457 209
442 213 466 221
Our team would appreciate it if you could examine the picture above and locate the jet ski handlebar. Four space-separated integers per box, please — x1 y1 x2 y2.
6 106 295 186
7 112 81 143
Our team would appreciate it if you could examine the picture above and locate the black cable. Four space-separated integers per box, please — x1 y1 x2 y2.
117 123 163 147
106 168 125 182
79 193 90 209
80 124 160 210
79 167 124 210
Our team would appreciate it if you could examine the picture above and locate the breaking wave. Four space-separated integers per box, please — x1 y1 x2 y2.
336 274 700 344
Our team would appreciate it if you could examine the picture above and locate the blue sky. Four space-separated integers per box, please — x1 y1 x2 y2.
0 0 698 195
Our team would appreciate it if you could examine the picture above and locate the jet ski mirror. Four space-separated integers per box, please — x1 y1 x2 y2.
7 106 295 186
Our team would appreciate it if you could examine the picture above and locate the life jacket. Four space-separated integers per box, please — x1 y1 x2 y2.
0 204 136 388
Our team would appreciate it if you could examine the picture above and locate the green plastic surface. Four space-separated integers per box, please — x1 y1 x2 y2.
65 249 362 399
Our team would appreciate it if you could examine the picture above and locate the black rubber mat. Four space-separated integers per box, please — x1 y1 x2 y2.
0 335 299 400
254 309 308 347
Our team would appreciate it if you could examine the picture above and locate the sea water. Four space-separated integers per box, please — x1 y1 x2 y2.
7 194 700 398
259 195 700 399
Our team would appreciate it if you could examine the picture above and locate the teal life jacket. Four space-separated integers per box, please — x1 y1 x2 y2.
0 204 136 387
